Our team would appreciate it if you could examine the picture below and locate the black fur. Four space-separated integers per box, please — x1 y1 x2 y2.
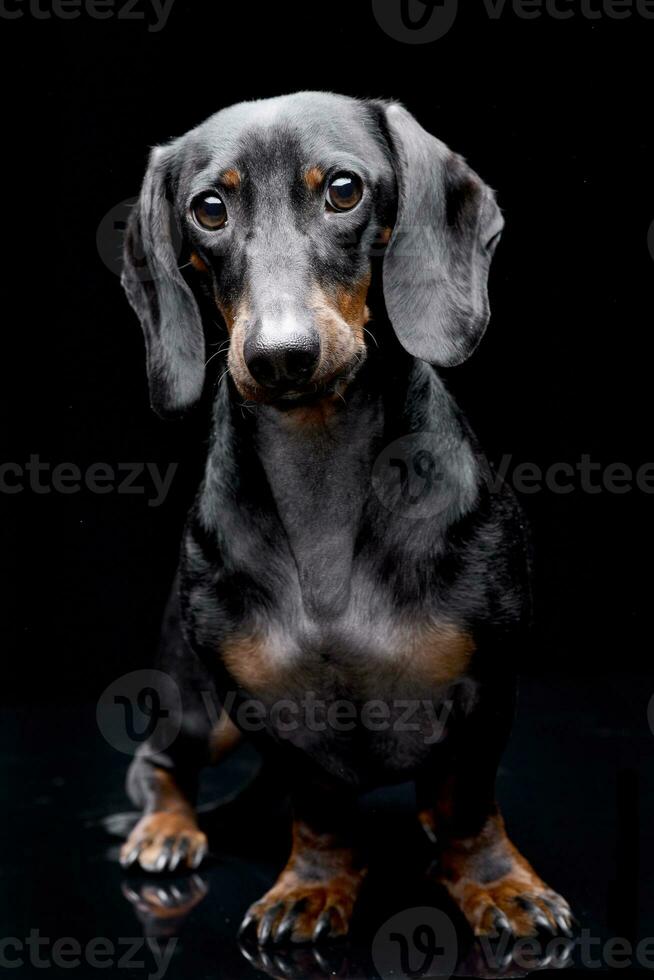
118 92 569 948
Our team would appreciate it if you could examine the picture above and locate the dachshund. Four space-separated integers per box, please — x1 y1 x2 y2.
120 91 573 946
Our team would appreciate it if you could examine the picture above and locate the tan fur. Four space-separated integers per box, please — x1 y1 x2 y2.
119 768 207 872
304 166 325 192
308 273 370 382
244 819 366 942
406 622 476 687
436 812 565 936
221 632 284 692
209 713 243 764
190 251 208 272
221 168 241 189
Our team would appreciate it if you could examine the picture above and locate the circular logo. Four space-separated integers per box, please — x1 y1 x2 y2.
372 906 458 980
96 197 183 281
96 669 182 756
372 432 466 520
372 0 459 44
96 197 138 279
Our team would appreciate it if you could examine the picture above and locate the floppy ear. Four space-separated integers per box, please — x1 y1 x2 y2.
379 102 504 367
121 145 205 418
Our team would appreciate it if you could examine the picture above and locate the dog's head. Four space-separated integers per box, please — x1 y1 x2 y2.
122 92 503 417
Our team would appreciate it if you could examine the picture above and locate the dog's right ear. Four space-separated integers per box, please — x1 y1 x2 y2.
121 145 205 419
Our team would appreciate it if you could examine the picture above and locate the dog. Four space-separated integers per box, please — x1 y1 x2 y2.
120 91 572 946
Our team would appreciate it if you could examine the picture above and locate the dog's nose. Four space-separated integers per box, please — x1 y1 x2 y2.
243 327 321 391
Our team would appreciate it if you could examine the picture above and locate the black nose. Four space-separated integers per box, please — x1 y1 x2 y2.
243 328 321 391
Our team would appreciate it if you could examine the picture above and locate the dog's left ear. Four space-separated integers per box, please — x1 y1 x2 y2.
377 101 504 367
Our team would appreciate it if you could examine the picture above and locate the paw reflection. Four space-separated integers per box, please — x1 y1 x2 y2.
239 939 355 979
122 875 209 937
459 934 575 976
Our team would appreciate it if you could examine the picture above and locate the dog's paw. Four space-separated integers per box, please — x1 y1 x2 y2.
457 879 574 938
120 812 208 872
238 876 358 946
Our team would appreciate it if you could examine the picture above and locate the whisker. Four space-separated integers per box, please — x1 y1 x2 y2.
205 342 231 368
363 327 379 348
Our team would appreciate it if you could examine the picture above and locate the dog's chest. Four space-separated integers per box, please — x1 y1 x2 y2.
218 596 474 782
219 570 474 708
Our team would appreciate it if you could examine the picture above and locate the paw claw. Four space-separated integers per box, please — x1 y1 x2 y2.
120 813 207 874
456 879 573 939
312 910 333 943
492 909 513 935
238 911 257 939
120 838 150 868
240 876 358 946
258 903 284 946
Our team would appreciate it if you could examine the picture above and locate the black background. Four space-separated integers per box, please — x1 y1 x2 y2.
4 1 654 701
1 1 654 974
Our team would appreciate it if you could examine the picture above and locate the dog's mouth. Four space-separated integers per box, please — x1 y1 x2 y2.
240 375 357 410
229 352 367 409
273 375 353 409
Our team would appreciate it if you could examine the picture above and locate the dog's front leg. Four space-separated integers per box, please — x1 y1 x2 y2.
429 801 573 938
417 688 573 938
120 752 209 873
239 782 366 945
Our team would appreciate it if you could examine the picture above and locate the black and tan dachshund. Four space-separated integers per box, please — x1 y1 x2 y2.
120 91 572 946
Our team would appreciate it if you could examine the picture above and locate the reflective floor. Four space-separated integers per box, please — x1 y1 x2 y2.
2 674 652 978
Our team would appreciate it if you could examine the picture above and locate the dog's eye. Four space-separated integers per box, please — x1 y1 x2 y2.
326 173 363 212
192 193 228 231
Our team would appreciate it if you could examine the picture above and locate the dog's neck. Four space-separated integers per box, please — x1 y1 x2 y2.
201 349 407 615
252 380 386 616
202 349 471 619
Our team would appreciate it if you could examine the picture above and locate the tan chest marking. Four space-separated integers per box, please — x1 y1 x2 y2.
402 622 476 687
221 631 294 696
220 621 474 698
